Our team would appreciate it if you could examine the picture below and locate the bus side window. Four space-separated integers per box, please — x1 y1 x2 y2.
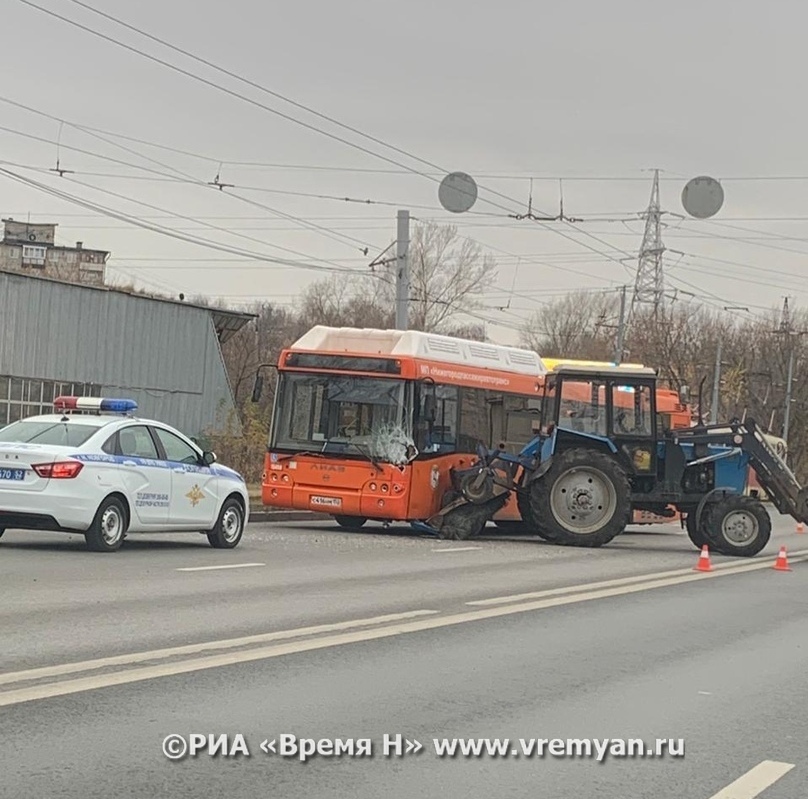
458 387 490 451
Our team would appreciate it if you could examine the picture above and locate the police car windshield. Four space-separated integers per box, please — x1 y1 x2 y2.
0 421 98 447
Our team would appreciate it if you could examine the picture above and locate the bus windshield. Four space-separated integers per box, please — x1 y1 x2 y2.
271 373 413 462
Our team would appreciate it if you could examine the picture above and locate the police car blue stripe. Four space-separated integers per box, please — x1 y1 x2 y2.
68 453 245 483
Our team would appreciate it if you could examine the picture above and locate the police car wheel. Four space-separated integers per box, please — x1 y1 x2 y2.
85 496 127 553
208 497 244 549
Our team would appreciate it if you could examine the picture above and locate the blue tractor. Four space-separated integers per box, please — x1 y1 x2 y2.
425 365 808 557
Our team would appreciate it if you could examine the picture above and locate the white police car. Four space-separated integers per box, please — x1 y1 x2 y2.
0 396 249 552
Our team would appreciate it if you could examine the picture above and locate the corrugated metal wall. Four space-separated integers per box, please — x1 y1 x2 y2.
0 271 239 437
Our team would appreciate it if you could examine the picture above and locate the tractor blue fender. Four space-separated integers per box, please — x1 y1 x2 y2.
553 428 619 453
522 428 619 486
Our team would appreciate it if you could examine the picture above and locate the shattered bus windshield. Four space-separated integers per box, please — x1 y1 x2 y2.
271 373 412 462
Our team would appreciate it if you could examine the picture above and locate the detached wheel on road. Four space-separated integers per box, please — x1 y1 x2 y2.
333 515 367 531
702 495 771 557
207 497 245 549
685 511 709 549
85 496 127 552
527 448 631 547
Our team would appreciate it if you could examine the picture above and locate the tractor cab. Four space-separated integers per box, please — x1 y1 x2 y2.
542 365 660 476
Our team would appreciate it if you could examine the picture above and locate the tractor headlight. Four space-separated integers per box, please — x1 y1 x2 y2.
632 448 652 471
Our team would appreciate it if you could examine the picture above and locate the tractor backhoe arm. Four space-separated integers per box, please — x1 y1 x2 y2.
738 419 808 523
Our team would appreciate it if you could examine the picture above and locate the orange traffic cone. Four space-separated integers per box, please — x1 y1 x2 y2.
694 545 713 572
797 522 805 534
773 546 792 572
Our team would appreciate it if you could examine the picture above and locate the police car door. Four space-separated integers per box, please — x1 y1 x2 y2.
151 426 218 528
114 424 171 526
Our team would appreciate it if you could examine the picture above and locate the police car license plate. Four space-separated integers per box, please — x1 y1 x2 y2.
0 468 25 481
310 495 341 508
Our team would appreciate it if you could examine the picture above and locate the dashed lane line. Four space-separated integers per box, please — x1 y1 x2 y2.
176 563 266 572
706 760 795 798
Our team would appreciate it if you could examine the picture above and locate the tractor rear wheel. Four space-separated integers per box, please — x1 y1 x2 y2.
702 495 771 557
516 484 560 541
528 448 631 547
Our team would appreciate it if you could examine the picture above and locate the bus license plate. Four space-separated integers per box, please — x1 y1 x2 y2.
310 495 341 508
0 468 25 481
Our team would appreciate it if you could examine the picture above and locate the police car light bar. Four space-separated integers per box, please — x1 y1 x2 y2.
54 396 138 413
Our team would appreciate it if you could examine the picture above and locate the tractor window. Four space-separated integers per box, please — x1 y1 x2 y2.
612 384 653 436
557 379 607 436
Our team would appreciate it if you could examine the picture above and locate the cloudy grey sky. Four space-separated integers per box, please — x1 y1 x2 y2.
2 0 806 346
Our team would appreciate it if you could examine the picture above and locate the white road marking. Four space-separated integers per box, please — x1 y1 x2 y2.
2 552 806 707
431 547 481 553
0 610 439 688
707 760 795 798
465 549 808 606
175 563 266 572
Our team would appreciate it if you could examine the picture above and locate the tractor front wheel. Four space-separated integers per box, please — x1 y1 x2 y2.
685 511 710 549
702 495 771 557
528 448 631 548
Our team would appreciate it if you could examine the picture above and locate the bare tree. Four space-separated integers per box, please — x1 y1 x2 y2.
297 273 393 329
294 221 497 336
395 222 498 332
519 290 619 358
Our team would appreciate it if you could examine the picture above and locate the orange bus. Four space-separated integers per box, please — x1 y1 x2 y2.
258 327 692 531
260 326 547 529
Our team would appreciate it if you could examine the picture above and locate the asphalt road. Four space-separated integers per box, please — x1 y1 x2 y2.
2 514 808 798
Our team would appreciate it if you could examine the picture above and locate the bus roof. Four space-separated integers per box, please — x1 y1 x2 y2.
289 326 547 377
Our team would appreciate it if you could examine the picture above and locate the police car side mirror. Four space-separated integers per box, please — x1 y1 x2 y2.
202 451 217 465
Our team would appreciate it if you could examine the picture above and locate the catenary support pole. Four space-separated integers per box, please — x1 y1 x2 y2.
614 285 627 364
710 340 722 424
784 347 794 445
395 210 410 330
